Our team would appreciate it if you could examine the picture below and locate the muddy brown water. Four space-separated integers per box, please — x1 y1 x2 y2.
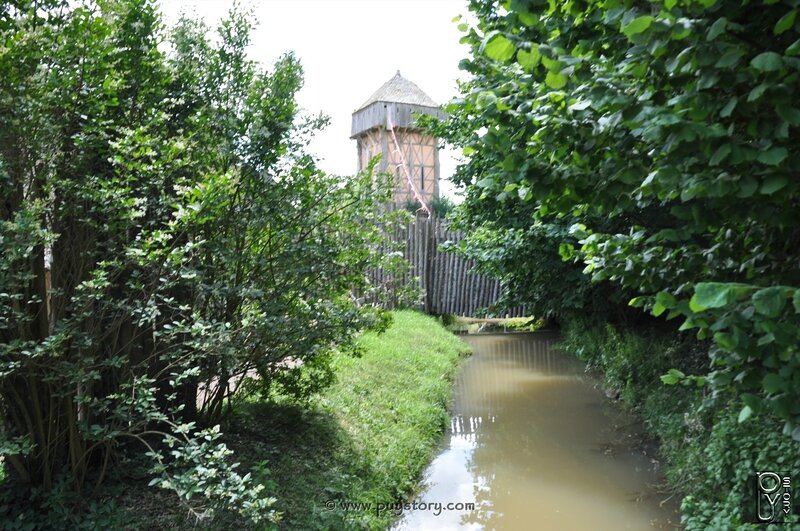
393 332 681 530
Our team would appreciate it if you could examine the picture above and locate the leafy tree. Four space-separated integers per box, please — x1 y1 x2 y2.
0 0 392 524
447 221 619 319
435 0 800 437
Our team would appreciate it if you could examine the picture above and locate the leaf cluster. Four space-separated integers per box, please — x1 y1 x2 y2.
0 0 394 523
437 0 800 437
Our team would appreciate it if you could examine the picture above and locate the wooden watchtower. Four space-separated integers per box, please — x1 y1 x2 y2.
351 71 446 210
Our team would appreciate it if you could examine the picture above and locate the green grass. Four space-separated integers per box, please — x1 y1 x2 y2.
266 309 471 530
123 310 470 530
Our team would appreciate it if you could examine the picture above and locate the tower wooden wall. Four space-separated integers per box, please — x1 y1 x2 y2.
356 127 440 204
351 74 445 208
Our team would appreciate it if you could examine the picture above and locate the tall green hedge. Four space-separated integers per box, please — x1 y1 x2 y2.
0 1 393 524
431 0 800 439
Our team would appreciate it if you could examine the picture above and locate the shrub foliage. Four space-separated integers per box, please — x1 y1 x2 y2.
429 0 800 525
0 0 391 523
432 0 800 435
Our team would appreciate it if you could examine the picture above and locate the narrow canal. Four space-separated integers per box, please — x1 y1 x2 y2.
394 331 681 530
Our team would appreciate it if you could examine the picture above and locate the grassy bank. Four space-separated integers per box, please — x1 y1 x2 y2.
257 310 470 530
123 310 469 530
560 319 800 530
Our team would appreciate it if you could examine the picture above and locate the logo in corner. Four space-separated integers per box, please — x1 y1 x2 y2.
755 471 792 524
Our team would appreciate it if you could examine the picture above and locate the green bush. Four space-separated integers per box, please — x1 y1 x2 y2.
400 196 456 218
0 472 128 531
445 222 616 319
0 1 395 524
681 408 800 530
431 0 800 439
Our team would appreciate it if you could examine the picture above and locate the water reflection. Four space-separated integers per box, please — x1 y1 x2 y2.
394 332 680 531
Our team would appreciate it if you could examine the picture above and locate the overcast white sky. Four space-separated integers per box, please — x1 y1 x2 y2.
158 0 471 198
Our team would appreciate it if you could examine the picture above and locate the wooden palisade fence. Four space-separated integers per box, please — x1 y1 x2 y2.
367 215 527 317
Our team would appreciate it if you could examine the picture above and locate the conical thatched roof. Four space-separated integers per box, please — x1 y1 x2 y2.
356 71 438 111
